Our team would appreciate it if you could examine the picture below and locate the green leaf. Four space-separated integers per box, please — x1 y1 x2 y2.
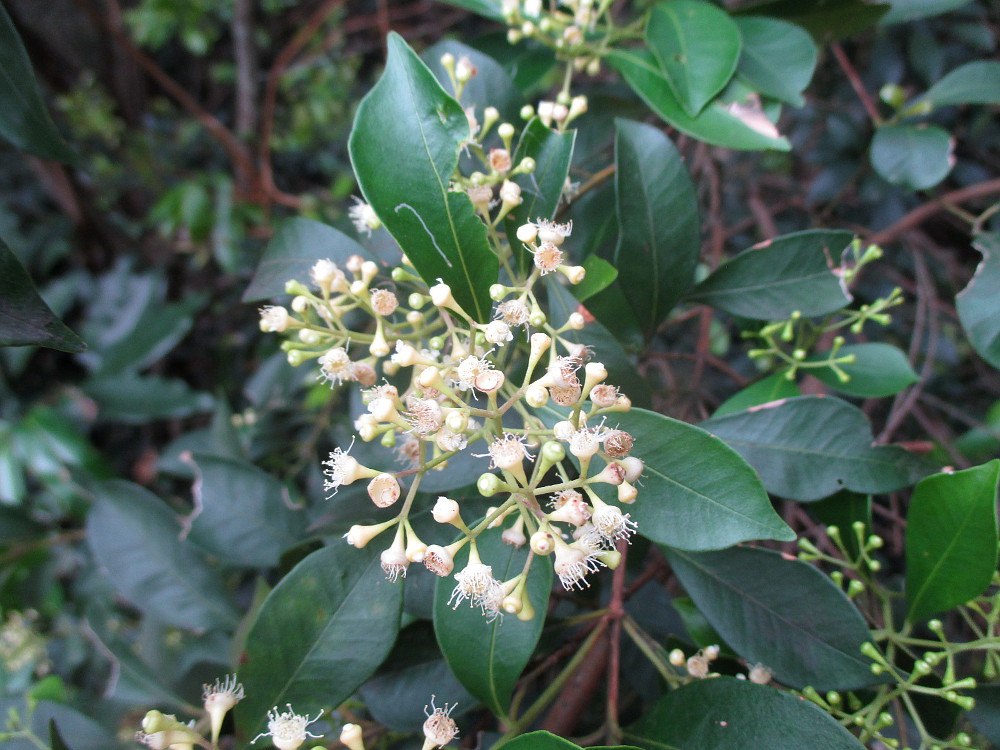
0 700 113 750
870 124 954 191
236 544 403 740
359 623 476 731
614 119 700 336
905 461 1000 623
879 0 974 24
646 0 742 117
734 17 818 108
625 677 865 749
733 0 891 39
665 547 884 690
969 684 1000 746
921 61 1000 107
701 396 929 501
86 481 240 631
501 732 642 750
95 295 204 375
572 255 618 302
0 239 85 352
0 5 74 162
84 374 214 422
713 373 801 417
243 218 370 302
434 526 552 718
186 455 306 568
957 233 1000 369
687 230 853 319
809 490 872 560
672 596 726 649
504 117 576 271
349 33 498 322
424 40 524 124
807 342 918 397
609 49 790 152
437 0 504 21
619 409 793 549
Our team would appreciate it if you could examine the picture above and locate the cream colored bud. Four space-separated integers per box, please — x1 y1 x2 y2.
669 649 686 666
525 384 549 408
455 56 477 82
361 260 379 284
560 265 587 284
291 295 309 313
498 122 516 140
618 481 638 504
407 310 423 326
430 280 455 309
568 312 585 330
516 223 538 243
367 473 401 508
340 723 365 750
346 254 364 274
621 456 643 483
344 521 393 548
530 530 555 555
432 496 461 525
529 332 552 359
553 420 575 441
499 180 522 207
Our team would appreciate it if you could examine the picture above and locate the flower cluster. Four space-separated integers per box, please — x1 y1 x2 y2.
259 56 644 622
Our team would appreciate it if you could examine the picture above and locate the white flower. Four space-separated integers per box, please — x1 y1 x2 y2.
406 397 444 436
454 354 493 391
553 538 604 590
531 241 563 274
496 300 530 326
318 347 357 386
381 545 409 582
252 705 322 750
422 696 459 749
203 675 245 744
484 320 513 346
485 433 533 471
259 306 290 332
449 562 505 620
323 446 361 496
349 198 381 236
588 501 637 547
531 218 573 245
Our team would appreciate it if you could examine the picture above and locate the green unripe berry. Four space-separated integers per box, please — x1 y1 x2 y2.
477 472 503 497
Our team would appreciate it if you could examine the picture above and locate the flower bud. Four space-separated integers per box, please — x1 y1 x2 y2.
340 723 365 750
618 481 638 504
530 530 555 555
477 472 504 497
516 223 538 243
525 383 549 408
368 474 401 508
432 496 462 525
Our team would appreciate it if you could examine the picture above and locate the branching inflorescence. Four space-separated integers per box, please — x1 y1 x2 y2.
260 56 642 622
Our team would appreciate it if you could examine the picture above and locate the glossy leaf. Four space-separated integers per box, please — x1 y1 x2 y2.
905 461 1000 623
807 342 918 398
969 685 1000 745
625 677 865 749
618 408 794 549
349 33 498 322
424 40 523 124
880 0 974 23
957 233 1000 369
734 0 890 39
236 544 403 740
87 481 240 632
701 396 929 501
437 0 504 21
243 218 370 302
713 373 801 417
359 623 476 731
84 374 214 423
614 119 700 336
1 699 112 750
609 49 790 152
185 455 306 568
921 61 1000 107
666 547 883 690
572 255 618 302
870 124 953 190
734 17 817 107
0 5 74 162
95 294 204 375
810 490 872 560
0 239 85 352
687 230 853 319
502 733 641 750
646 0 742 117
505 117 575 270
434 526 552 718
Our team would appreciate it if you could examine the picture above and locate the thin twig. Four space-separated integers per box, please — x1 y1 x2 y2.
829 42 882 125
869 178 1000 247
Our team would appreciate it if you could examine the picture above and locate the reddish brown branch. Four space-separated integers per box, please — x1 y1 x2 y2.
258 0 347 208
868 178 1000 247
829 42 882 125
73 0 259 195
